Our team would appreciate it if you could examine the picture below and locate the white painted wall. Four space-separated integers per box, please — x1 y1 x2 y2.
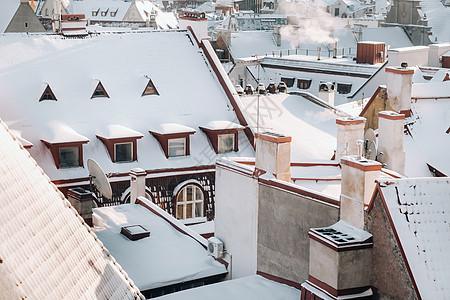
215 159 259 279
387 46 429 67
428 43 450 68
378 112 405 174
178 19 208 41
385 68 413 113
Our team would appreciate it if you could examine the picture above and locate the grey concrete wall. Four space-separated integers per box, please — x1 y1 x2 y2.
366 193 418 300
257 183 340 284
5 3 45 33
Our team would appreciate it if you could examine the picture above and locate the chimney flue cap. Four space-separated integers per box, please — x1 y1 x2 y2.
401 62 408 68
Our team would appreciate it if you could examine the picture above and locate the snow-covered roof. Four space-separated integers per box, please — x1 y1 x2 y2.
92 200 227 291
200 120 245 130
0 119 144 299
0 0 19 33
155 275 301 299
150 123 196 135
68 0 130 21
376 177 450 299
97 124 144 139
238 93 348 161
361 27 413 49
0 31 254 181
419 0 450 42
42 122 90 144
404 93 450 176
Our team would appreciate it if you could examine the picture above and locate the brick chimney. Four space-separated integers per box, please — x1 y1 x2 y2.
340 156 382 229
255 132 291 182
385 65 413 117
335 117 366 163
67 187 94 226
130 168 146 204
377 111 405 174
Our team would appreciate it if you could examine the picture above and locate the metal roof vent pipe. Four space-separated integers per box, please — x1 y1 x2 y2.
317 47 321 61
333 42 338 59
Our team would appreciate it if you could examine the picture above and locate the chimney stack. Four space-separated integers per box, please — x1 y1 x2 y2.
335 117 366 163
377 111 405 174
68 187 94 226
130 168 146 204
385 64 413 117
255 132 291 182
340 156 382 229
318 82 335 106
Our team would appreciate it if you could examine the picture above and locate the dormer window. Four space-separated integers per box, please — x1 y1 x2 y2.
142 79 159 96
92 9 99 16
96 125 143 163
40 85 57 101
101 8 109 17
200 121 244 154
91 81 109 98
110 9 118 17
41 125 89 169
149 123 196 158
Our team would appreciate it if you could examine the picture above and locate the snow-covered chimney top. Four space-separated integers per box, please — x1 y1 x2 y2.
385 65 414 117
255 132 291 182
335 117 366 163
318 82 335 106
340 156 382 229
377 111 405 174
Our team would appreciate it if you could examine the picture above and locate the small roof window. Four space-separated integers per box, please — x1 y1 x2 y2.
91 81 109 98
121 225 150 241
40 85 57 102
142 79 159 96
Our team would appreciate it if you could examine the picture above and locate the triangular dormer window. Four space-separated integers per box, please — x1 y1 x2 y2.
142 79 159 96
39 85 57 101
91 81 110 98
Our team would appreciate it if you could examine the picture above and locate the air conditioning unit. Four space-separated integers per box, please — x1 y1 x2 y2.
207 237 224 259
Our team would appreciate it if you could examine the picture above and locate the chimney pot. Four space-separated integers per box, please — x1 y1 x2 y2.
130 168 147 204
67 188 93 226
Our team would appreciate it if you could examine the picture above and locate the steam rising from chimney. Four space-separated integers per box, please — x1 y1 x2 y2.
276 0 344 48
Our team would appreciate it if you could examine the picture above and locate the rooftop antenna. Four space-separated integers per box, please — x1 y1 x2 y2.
87 158 113 200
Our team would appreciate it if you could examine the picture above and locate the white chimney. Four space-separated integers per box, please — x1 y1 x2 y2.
255 132 291 182
318 82 335 106
130 168 146 204
340 156 382 229
335 117 366 163
385 65 413 117
377 111 405 174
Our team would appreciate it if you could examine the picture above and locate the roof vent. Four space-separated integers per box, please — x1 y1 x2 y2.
401 62 408 68
121 225 150 241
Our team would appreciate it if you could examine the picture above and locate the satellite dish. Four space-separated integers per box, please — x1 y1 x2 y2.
364 128 377 160
87 159 113 200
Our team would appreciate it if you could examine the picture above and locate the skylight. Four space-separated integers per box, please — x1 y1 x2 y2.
142 79 159 96
39 85 57 102
91 81 109 98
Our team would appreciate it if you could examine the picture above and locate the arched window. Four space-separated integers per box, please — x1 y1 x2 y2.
175 184 204 219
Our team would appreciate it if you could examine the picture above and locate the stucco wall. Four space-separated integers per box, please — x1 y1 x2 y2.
361 87 395 131
257 182 340 284
215 163 259 279
366 192 418 299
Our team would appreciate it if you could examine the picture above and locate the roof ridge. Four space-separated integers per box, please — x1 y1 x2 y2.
0 119 145 299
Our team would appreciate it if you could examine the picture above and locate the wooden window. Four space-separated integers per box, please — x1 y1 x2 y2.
168 138 186 157
115 142 133 162
176 184 204 219
142 79 159 96
39 85 57 101
281 77 295 88
91 81 109 98
297 79 312 89
337 83 352 94
218 133 235 153
59 147 79 168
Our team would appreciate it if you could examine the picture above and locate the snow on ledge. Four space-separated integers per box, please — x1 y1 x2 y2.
149 123 196 135
200 120 245 130
97 124 144 139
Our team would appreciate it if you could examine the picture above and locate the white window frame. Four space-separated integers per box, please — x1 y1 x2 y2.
176 185 204 219
59 147 79 168
218 133 235 153
168 138 186 157
114 142 133 162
